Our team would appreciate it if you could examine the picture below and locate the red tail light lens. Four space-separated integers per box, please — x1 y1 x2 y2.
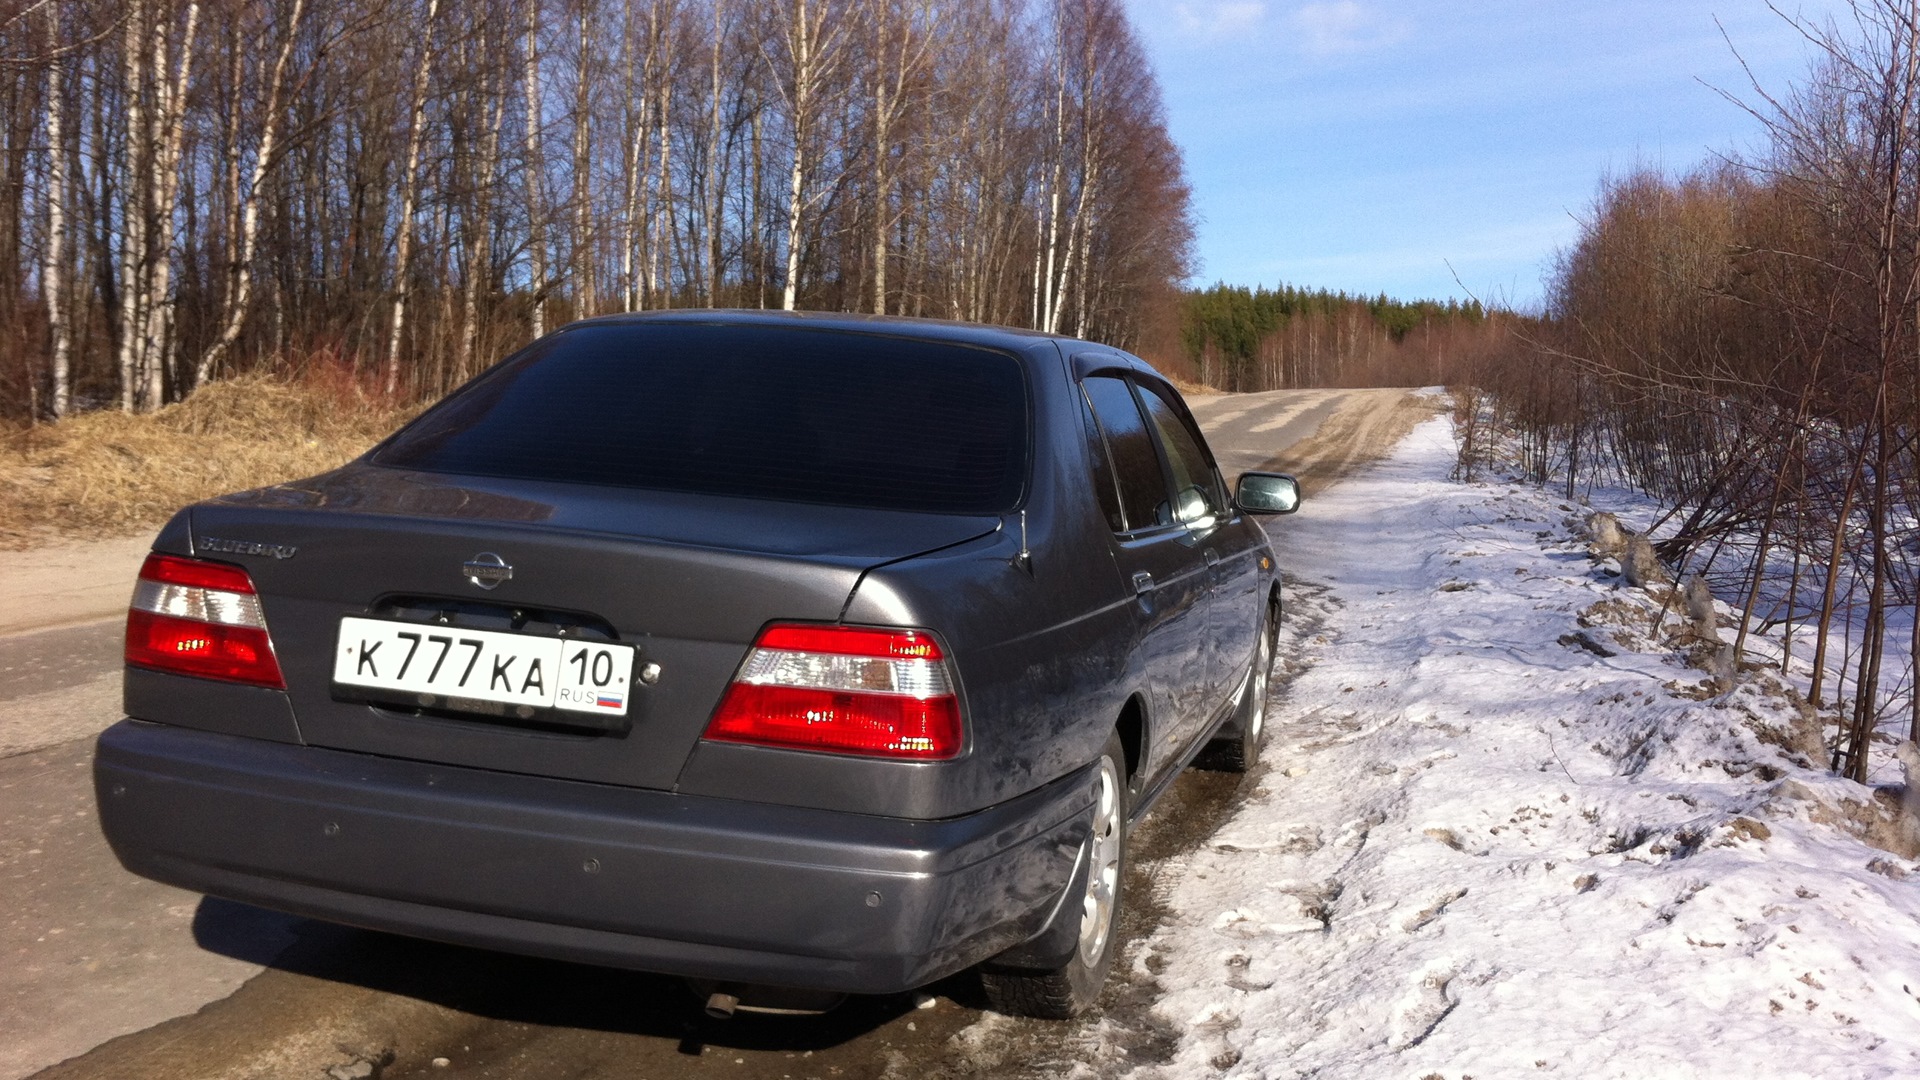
125 553 286 689
703 623 963 760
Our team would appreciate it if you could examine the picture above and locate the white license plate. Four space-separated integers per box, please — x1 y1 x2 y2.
332 617 635 717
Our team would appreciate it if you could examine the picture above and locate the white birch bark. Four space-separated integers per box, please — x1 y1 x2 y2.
650 0 674 307
1039 11 1066 333
866 0 934 316
570 0 595 315
523 0 549 338
462 62 508 378
141 0 197 407
42 0 70 417
193 0 303 389
704 0 727 305
117 0 149 411
385 0 443 396
619 3 644 311
768 0 850 312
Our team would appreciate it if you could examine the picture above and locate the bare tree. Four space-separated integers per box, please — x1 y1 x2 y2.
384 0 443 395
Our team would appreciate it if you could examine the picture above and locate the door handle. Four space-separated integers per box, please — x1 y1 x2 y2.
1132 571 1155 595
1204 549 1220 569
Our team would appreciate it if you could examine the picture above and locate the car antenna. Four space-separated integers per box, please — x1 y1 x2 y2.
1014 510 1033 575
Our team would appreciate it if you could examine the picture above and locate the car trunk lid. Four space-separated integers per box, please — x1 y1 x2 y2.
182 465 999 790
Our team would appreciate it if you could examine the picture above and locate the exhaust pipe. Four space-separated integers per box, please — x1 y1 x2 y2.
687 979 846 1017
704 991 741 1020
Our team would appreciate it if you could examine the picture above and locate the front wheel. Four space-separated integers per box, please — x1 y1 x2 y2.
980 733 1128 1019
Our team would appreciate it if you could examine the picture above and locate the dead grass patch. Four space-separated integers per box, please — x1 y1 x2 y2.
1165 373 1221 396
0 373 420 548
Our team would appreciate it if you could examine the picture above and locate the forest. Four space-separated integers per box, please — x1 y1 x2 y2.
0 0 1194 417
1465 0 1920 781
1176 282 1507 392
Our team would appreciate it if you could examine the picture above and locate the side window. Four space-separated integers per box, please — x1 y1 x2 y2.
1081 376 1171 531
1079 387 1126 533
1137 382 1224 525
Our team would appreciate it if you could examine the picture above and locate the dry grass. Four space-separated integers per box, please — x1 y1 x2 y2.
1165 373 1221 396
0 372 421 548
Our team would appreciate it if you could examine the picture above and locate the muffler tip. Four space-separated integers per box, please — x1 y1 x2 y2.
705 992 741 1020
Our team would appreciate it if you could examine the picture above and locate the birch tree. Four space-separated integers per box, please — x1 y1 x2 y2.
765 0 853 311
193 0 305 389
384 0 443 395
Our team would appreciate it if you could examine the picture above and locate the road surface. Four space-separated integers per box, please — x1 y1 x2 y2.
0 387 1437 1080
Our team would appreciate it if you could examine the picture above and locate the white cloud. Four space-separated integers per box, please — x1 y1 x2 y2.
1288 1 1410 56
1173 1 1268 41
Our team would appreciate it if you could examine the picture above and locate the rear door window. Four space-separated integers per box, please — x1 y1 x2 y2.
372 323 1031 515
1081 376 1171 531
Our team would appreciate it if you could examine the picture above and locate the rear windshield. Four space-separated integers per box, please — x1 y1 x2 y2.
371 322 1031 514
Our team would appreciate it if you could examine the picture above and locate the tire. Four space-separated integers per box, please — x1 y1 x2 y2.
980 733 1128 1019
1215 599 1277 773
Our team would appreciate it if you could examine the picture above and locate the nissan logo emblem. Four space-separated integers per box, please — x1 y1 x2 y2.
463 552 513 590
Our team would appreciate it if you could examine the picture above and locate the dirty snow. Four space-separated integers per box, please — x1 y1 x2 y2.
1123 415 1920 1078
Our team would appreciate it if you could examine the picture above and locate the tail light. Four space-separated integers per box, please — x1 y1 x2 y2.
125 553 286 689
703 623 963 760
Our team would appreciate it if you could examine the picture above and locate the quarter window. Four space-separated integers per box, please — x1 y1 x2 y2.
1081 376 1171 532
1079 388 1126 533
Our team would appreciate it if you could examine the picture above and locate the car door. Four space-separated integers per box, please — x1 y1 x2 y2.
1079 374 1215 779
1134 380 1261 705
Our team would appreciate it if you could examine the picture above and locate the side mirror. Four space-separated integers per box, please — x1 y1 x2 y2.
1236 472 1301 515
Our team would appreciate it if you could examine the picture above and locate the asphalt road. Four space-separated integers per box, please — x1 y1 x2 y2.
0 388 1429 1080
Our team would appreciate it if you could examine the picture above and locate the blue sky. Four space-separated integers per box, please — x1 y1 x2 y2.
1121 1 1845 309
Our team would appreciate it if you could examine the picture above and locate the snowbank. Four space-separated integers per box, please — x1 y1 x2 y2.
1134 415 1920 1079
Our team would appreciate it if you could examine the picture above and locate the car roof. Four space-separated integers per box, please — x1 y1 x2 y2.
559 308 1074 352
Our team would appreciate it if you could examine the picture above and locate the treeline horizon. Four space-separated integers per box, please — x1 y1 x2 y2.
1176 282 1511 392
1466 0 1920 781
0 0 1194 420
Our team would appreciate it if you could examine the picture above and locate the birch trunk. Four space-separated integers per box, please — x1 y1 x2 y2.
619 3 644 311
385 0 443 396
523 0 548 338
570 0 595 316
651 18 674 307
118 0 150 411
771 0 849 312
42 0 70 417
463 68 508 379
193 0 302 388
141 1 197 407
705 0 726 305
778 0 814 311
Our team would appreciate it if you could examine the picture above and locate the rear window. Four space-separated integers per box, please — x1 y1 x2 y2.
371 322 1031 514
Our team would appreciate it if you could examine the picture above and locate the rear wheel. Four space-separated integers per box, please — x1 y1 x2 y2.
1216 600 1277 773
980 733 1128 1019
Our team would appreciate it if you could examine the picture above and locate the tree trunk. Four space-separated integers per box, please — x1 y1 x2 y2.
523 0 548 338
385 0 443 396
42 0 70 418
193 0 301 389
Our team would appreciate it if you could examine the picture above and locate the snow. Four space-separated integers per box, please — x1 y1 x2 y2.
1125 414 1920 1079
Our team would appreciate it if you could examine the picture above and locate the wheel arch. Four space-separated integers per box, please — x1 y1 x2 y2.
1115 692 1147 787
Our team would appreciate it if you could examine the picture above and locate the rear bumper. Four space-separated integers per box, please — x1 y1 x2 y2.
94 720 1092 995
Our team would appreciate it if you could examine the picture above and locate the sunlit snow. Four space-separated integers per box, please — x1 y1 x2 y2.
1124 413 1920 1078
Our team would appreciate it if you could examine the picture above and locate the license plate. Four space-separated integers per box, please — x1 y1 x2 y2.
332 617 635 718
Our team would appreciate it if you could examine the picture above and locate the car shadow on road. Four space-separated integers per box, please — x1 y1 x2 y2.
188 896 985 1055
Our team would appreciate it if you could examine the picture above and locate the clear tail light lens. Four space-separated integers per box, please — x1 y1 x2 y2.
125 553 286 689
703 623 963 760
